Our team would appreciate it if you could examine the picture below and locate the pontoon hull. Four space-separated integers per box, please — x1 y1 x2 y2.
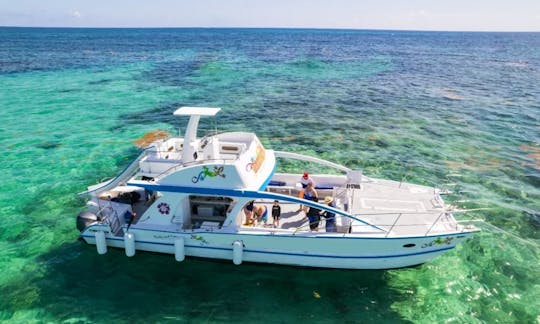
81 226 473 269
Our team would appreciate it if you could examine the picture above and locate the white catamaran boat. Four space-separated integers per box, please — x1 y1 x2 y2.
77 107 478 269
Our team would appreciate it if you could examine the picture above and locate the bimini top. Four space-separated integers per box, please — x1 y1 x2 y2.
174 106 221 116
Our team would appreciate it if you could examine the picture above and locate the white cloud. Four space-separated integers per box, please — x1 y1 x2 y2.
71 10 81 19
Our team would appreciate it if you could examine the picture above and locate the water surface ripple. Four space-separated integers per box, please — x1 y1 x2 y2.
0 27 539 323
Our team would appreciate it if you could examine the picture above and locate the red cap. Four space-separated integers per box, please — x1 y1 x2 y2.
303 172 309 179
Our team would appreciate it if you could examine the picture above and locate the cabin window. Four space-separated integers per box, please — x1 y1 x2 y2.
189 195 233 229
221 145 239 152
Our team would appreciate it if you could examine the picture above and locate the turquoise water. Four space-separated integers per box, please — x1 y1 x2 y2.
0 28 539 323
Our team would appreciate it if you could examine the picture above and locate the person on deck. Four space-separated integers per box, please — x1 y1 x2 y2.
298 181 318 213
272 200 281 228
322 196 337 232
243 201 255 225
252 204 268 226
306 196 321 231
300 172 314 188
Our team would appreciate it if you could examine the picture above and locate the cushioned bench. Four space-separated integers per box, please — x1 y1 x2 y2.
315 185 335 190
268 180 287 186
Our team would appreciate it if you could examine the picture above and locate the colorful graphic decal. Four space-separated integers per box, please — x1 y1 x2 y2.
157 202 170 215
153 234 181 240
421 236 454 248
246 144 265 173
192 166 226 183
191 234 209 245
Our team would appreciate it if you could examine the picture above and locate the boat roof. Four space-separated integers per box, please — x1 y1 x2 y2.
173 106 221 116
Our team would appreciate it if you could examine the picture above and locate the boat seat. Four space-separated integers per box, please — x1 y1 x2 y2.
200 221 221 230
315 185 334 190
219 142 246 154
269 180 286 186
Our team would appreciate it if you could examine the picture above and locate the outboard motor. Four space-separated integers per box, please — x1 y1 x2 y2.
77 211 99 232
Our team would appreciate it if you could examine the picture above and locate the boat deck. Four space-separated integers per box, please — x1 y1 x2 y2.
348 180 457 236
240 200 345 232
260 178 458 237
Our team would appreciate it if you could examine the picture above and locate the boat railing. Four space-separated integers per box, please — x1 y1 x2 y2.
345 211 478 236
244 187 475 236
290 216 388 236
92 199 127 235
292 217 344 235
96 203 115 219
144 149 183 160
95 205 113 220
424 211 447 236
274 151 351 173
332 187 351 212
94 204 119 229
105 212 122 235
385 213 404 237
370 178 452 195
107 207 128 235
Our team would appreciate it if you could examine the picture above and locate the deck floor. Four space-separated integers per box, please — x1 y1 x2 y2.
348 182 457 236
260 179 458 237
241 201 337 232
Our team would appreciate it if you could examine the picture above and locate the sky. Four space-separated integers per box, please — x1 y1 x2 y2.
1 0 540 32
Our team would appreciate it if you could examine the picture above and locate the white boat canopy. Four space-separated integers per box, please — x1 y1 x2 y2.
173 106 221 116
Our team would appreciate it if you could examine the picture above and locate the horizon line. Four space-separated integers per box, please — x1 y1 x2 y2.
2 25 540 33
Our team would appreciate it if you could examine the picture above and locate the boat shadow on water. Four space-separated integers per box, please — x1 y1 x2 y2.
4 241 409 323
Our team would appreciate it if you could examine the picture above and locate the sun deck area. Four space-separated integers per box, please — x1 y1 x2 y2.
348 180 458 236
258 176 459 237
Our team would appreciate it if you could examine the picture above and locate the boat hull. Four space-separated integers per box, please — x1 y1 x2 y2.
81 226 473 269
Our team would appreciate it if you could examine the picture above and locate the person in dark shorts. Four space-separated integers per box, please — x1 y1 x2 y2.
322 196 337 232
253 204 268 225
272 200 281 228
306 197 321 231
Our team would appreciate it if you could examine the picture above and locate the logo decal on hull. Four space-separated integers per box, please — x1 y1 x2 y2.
421 237 454 248
191 234 209 245
192 166 226 183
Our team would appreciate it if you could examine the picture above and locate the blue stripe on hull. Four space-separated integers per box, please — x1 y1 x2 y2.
81 234 455 260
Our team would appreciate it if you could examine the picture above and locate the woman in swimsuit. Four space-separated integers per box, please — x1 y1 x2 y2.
243 201 254 225
252 205 268 225
301 182 318 213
